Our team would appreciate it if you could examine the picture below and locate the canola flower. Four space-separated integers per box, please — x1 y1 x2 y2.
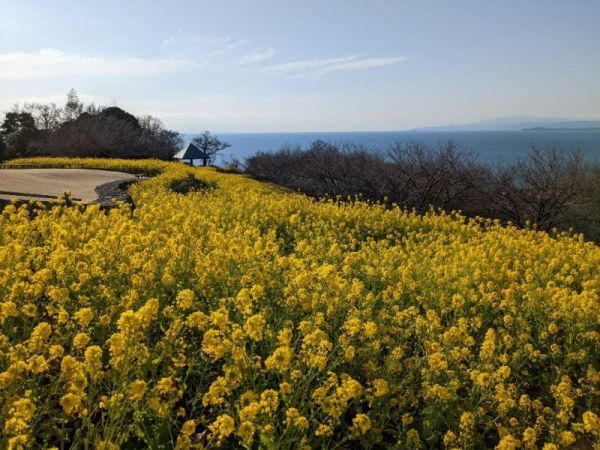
0 157 599 449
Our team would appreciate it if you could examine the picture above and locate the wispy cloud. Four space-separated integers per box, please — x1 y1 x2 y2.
160 33 277 69
0 49 193 79
207 39 249 58
0 38 407 82
161 33 248 59
264 55 407 78
239 48 276 65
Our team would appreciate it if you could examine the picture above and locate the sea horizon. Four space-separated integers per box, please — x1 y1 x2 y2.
182 129 600 166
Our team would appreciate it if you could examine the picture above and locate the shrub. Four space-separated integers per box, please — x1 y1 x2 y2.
169 173 215 194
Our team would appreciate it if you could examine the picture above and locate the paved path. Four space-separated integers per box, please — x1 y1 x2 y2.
0 169 135 203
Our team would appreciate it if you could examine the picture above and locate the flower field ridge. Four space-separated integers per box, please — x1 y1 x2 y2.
1 158 599 449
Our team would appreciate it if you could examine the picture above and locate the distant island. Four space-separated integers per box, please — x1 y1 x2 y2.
522 127 600 131
413 116 600 132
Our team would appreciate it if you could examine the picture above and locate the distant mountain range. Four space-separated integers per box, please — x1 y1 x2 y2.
412 116 600 132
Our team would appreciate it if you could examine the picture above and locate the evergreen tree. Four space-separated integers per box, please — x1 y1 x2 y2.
0 136 6 162
64 89 82 121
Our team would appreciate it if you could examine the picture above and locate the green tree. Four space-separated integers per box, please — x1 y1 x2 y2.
1 111 36 136
0 111 38 157
0 136 6 162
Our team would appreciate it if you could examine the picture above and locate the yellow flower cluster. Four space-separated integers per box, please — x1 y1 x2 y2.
0 157 599 448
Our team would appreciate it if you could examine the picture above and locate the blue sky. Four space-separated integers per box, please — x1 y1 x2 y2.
0 0 599 132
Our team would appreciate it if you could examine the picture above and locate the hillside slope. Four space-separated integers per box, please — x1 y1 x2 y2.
1 158 599 448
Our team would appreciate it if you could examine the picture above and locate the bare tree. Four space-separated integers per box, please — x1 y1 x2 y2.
21 103 64 130
384 141 488 212
139 115 182 159
489 147 587 231
245 141 599 241
192 131 231 165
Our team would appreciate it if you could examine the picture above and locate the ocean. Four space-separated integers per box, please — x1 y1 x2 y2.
183 130 600 166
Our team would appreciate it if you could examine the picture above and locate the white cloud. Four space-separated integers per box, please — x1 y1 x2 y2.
239 48 276 65
264 55 407 78
0 49 193 79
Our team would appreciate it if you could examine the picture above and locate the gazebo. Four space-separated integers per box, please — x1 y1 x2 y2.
175 143 210 166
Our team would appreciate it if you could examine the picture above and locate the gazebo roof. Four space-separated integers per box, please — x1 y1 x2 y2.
176 143 209 160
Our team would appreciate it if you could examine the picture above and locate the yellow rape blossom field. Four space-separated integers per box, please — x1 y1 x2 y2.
1 157 599 449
